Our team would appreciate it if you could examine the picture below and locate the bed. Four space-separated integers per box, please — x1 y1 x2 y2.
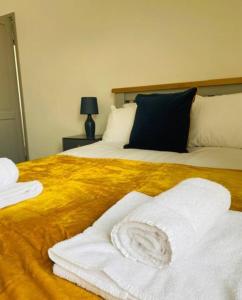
64 141 242 170
1 77 242 300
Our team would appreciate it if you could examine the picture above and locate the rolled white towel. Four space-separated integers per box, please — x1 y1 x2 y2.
0 180 43 208
0 158 19 188
48 188 242 300
111 178 231 269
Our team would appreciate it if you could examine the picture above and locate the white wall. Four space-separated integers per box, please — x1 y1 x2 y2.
0 0 242 159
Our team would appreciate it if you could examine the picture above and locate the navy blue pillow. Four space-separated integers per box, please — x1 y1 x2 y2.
124 88 197 153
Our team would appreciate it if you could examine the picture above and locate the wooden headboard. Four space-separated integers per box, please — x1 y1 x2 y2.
112 77 242 107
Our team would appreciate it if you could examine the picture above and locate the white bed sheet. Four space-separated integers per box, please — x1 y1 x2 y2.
62 141 242 170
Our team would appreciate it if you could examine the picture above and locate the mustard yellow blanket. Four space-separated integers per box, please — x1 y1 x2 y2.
0 155 241 299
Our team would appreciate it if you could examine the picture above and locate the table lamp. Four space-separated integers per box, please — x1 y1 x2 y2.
80 97 99 139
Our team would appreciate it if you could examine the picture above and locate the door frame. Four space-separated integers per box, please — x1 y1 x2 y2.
1 12 29 160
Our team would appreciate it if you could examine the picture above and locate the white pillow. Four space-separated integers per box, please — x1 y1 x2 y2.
188 93 242 148
103 103 137 144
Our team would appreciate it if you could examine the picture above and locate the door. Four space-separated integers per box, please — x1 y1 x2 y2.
0 14 27 163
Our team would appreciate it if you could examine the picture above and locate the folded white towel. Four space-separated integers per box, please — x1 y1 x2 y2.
53 264 127 300
49 187 242 300
0 158 19 188
0 180 43 208
111 178 231 269
0 157 43 208
49 191 151 300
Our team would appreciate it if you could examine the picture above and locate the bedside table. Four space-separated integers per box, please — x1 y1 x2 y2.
62 135 102 151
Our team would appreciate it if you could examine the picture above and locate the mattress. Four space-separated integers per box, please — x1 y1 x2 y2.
63 141 242 170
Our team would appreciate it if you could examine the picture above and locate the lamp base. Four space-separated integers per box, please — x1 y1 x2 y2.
85 114 95 139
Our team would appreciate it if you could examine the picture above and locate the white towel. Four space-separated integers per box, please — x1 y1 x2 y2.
0 158 19 188
111 178 231 269
0 157 43 208
49 192 151 300
0 181 43 208
49 188 242 300
53 264 129 300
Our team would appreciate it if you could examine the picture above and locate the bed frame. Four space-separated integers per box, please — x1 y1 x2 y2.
112 77 242 107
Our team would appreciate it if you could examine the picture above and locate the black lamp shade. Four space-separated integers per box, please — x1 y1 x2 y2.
80 97 98 115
